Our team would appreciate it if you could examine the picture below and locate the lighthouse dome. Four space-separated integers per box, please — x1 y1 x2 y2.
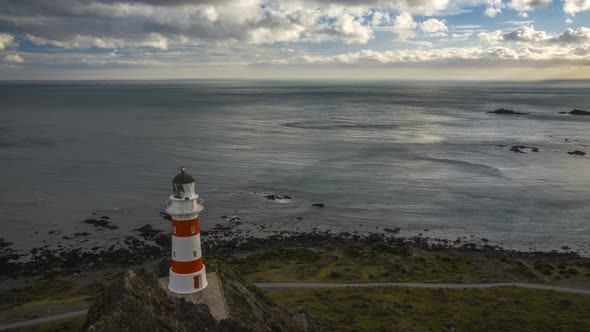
173 167 195 184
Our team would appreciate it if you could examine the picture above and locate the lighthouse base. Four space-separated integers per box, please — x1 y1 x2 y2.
168 266 208 294
159 271 228 321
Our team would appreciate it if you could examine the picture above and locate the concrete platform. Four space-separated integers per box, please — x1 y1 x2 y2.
159 272 229 321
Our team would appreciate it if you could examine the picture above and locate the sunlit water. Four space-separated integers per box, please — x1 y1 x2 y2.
1 80 589 253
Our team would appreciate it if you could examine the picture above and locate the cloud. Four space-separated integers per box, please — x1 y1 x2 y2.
303 12 374 44
1 0 589 79
0 34 15 50
451 32 473 40
485 0 504 17
389 0 451 15
479 26 590 45
504 20 535 25
0 0 527 53
3 54 24 63
282 45 590 66
563 0 590 15
419 18 448 36
0 0 376 48
370 10 390 26
508 0 552 12
24 33 169 50
393 12 417 39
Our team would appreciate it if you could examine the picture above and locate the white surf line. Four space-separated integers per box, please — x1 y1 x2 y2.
0 309 87 331
254 282 590 295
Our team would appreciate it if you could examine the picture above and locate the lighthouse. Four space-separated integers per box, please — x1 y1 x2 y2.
165 168 208 293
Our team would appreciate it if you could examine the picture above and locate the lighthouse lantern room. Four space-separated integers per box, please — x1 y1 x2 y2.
165 167 208 293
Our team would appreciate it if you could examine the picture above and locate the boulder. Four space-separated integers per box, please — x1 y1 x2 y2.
312 203 325 208
134 224 164 239
264 194 292 201
384 227 401 234
83 218 119 230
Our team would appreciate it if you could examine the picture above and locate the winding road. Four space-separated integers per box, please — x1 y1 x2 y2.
0 309 87 331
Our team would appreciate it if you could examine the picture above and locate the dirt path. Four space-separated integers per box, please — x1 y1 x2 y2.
0 309 87 331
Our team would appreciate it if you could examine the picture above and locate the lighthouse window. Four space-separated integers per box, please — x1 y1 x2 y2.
173 251 176 258
191 226 195 234
173 183 184 198
193 250 197 257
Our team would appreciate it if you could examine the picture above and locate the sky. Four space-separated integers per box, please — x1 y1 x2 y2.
1 0 590 80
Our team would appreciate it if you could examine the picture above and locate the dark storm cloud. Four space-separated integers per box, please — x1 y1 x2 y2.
0 0 247 46
0 0 382 49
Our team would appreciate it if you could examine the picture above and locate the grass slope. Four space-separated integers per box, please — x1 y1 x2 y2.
268 286 590 331
224 245 590 285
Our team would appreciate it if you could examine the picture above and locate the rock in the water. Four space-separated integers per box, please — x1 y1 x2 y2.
384 227 401 234
264 194 292 201
83 218 119 230
568 150 586 156
488 108 527 115
567 109 590 116
312 203 325 208
134 224 164 240
509 145 539 153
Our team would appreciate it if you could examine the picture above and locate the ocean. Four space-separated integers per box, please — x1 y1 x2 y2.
1 80 589 253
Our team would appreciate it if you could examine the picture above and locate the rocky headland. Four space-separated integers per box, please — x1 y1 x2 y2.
82 265 315 332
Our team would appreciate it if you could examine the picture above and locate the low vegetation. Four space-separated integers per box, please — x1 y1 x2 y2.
0 271 116 326
223 244 590 285
268 286 590 331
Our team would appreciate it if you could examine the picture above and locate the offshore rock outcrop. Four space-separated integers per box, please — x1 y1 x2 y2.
509 145 539 153
487 109 527 115
568 150 586 156
559 109 590 116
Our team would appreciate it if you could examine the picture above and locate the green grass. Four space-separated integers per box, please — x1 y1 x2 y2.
267 286 590 331
223 245 590 285
0 272 105 319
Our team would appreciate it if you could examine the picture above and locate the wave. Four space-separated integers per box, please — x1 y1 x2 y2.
283 121 398 131
415 157 504 177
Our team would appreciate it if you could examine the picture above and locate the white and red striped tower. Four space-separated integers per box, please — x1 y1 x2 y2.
165 167 208 294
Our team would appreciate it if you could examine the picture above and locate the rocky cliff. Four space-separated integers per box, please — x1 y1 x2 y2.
218 264 317 332
82 269 224 331
83 264 315 332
